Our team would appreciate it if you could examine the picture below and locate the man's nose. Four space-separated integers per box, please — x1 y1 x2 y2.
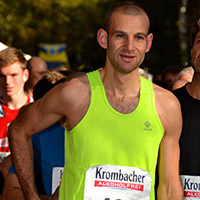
124 37 135 51
5 76 11 84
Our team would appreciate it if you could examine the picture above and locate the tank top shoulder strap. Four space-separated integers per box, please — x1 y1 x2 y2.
86 70 102 90
139 75 154 105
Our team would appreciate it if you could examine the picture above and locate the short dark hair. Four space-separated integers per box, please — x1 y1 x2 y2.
33 71 67 100
104 1 149 33
0 47 27 70
191 18 200 47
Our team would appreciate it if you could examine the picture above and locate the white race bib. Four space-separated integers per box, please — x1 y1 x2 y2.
84 165 152 200
180 175 200 199
52 167 64 194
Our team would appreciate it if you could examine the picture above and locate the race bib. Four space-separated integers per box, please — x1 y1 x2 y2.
52 167 64 194
180 175 200 199
84 165 152 200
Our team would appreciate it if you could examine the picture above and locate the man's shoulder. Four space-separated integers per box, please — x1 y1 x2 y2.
152 83 182 133
59 72 90 94
46 72 90 108
153 83 181 116
153 83 178 102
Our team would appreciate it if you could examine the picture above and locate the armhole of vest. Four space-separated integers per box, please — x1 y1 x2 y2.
143 77 164 134
151 83 165 134
66 70 101 135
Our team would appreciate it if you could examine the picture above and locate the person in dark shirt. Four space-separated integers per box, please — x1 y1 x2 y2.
173 18 200 197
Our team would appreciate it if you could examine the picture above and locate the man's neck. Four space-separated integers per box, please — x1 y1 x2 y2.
186 72 200 100
100 67 140 97
2 93 28 110
99 67 141 114
24 83 34 97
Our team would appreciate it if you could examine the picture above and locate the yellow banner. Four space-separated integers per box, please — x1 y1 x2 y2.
38 43 69 63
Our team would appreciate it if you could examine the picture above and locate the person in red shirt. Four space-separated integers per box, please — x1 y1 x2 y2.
0 47 32 157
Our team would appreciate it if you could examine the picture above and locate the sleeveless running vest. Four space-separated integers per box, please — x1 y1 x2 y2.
173 86 200 198
59 70 164 200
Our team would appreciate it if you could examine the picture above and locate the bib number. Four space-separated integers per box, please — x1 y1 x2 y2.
84 165 151 200
52 167 64 194
180 175 200 199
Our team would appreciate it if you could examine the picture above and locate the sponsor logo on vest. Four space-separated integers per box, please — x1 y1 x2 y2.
94 167 145 191
183 178 200 197
144 121 152 131
184 191 200 197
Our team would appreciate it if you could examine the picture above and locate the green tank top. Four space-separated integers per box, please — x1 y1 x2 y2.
59 70 164 200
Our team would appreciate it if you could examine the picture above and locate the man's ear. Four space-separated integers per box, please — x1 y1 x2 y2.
145 33 153 53
97 28 108 49
23 69 29 83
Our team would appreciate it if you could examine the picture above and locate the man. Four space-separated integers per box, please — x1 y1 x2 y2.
171 66 194 91
173 18 200 198
8 2 183 200
0 47 32 155
24 57 48 97
161 65 181 90
0 47 33 195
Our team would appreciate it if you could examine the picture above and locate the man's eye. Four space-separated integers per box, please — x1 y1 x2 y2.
136 36 144 40
116 34 125 38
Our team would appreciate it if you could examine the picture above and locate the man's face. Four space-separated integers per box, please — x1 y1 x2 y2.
106 11 153 74
0 61 27 99
191 31 200 73
29 59 48 88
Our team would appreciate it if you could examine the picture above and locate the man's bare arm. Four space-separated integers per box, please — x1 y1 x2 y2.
7 76 89 200
156 89 183 199
2 172 59 200
2 172 24 200
7 84 69 200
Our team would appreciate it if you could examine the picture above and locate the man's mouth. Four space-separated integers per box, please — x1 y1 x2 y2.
6 87 13 92
120 54 135 61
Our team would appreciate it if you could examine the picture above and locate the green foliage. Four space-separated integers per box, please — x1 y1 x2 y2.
0 0 112 69
0 0 197 73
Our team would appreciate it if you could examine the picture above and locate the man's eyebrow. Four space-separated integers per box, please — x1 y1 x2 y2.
136 32 148 37
111 30 126 36
111 30 148 37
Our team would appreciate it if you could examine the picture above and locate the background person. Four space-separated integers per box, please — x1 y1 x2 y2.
0 47 32 154
8 2 183 200
24 57 48 97
173 18 200 198
170 66 194 91
0 47 33 194
160 65 181 89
